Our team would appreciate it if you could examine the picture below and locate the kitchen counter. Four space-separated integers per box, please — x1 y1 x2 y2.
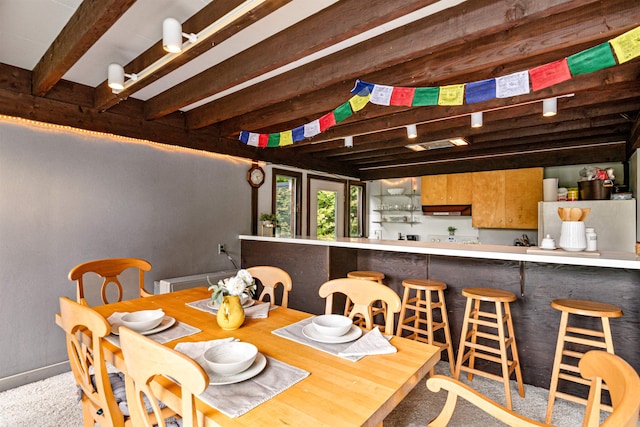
239 235 640 269
239 235 639 393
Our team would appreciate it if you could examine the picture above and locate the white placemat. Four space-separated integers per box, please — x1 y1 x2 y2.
186 298 272 318
174 339 309 418
272 317 394 362
105 312 201 346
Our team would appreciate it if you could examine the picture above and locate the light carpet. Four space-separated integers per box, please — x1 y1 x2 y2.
0 361 631 426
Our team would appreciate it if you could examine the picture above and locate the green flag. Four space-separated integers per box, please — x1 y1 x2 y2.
411 87 439 106
567 42 616 75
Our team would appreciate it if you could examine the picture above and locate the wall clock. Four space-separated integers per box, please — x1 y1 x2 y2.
247 164 265 188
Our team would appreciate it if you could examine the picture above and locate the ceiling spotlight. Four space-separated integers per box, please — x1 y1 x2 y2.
542 97 557 117
406 124 418 139
449 137 469 146
162 17 197 53
344 136 353 147
107 63 138 91
471 112 483 128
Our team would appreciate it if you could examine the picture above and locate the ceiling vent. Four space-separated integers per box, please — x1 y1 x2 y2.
406 137 469 151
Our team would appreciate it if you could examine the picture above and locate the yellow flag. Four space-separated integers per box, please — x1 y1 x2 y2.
349 93 370 112
610 26 640 64
279 130 293 146
438 84 465 105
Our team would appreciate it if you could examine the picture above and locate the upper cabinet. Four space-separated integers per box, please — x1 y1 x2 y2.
471 168 543 229
421 173 472 205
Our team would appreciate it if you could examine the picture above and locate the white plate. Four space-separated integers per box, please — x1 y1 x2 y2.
302 324 362 344
206 352 267 385
112 316 176 336
206 299 256 310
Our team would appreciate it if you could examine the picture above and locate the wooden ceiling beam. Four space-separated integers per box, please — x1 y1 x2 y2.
31 0 136 96
359 141 626 180
186 0 600 130
143 0 440 120
93 0 290 111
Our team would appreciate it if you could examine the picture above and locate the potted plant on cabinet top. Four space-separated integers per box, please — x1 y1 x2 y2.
260 213 277 227
447 226 457 236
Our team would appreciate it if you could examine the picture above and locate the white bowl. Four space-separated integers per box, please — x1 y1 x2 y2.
312 314 352 337
203 342 258 375
387 188 405 195
121 309 165 332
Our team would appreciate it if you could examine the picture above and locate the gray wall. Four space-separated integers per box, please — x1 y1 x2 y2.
0 118 251 389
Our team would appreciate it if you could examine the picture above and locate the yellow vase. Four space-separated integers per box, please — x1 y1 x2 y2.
216 295 245 330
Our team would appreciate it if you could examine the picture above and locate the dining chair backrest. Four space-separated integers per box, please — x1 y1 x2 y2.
119 326 208 427
247 266 293 308
318 278 402 335
426 350 640 427
69 257 152 306
57 296 125 427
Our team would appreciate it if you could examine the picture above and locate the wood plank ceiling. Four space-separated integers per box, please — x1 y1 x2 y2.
1 0 639 180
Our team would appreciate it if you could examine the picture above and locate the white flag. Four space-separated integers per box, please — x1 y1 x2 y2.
247 132 260 147
496 71 530 98
370 84 394 106
304 119 321 138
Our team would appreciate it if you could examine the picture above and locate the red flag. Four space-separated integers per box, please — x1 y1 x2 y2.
390 87 416 106
319 111 336 131
529 58 571 91
258 133 268 148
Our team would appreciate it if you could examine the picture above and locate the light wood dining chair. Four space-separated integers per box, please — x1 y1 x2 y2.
119 326 208 427
69 257 152 306
318 278 402 335
426 350 640 427
57 296 126 427
247 266 292 307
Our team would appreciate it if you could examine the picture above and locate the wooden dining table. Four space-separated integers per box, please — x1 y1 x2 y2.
87 287 441 426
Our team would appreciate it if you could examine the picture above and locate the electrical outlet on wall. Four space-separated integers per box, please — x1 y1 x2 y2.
217 243 225 254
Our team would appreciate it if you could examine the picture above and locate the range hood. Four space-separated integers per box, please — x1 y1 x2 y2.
422 205 472 216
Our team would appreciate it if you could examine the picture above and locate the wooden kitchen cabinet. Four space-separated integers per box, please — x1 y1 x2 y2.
421 173 472 205
472 168 542 229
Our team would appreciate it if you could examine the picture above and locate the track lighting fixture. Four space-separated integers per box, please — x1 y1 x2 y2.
162 18 197 53
107 63 137 91
406 124 418 139
344 136 353 147
471 112 483 128
543 97 557 117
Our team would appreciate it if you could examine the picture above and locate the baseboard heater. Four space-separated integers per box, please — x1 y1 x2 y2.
154 269 238 294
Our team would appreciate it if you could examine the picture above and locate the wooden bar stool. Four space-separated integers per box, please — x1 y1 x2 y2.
454 287 524 410
396 279 454 375
545 298 623 424
345 271 386 329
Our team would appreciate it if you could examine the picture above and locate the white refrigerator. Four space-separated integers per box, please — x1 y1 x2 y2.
537 200 636 253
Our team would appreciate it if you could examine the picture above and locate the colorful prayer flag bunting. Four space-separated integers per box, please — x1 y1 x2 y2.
529 58 571 91
238 25 640 148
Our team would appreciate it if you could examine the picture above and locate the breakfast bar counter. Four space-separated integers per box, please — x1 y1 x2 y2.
239 235 640 393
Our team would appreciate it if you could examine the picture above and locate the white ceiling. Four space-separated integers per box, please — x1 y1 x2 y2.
0 0 465 111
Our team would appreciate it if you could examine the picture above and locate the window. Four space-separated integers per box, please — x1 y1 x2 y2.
348 181 366 237
272 169 302 237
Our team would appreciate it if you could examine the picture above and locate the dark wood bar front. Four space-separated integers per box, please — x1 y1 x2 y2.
241 236 640 393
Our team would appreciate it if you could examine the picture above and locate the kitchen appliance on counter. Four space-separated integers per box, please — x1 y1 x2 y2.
538 200 636 253
427 234 480 244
